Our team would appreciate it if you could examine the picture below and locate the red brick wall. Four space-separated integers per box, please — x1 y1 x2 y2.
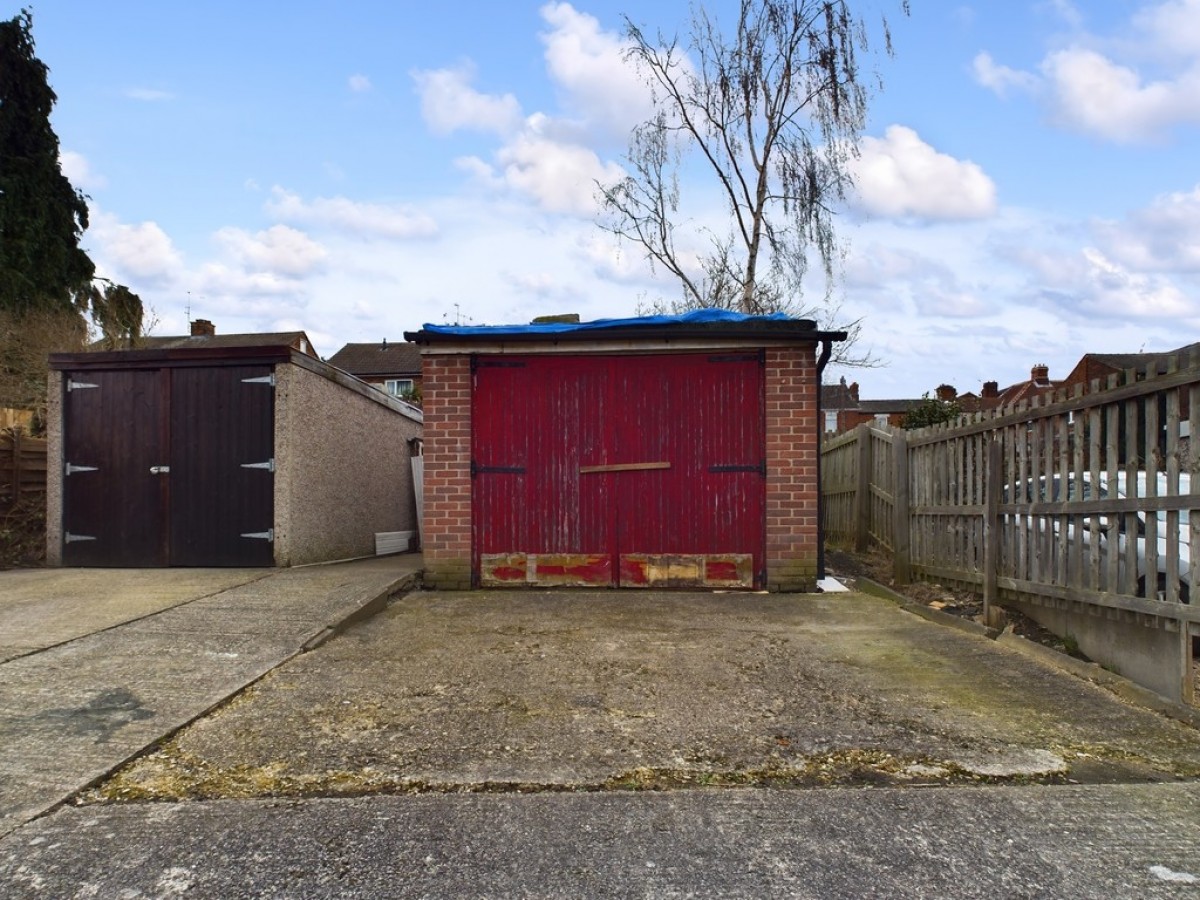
765 346 819 591
420 355 472 588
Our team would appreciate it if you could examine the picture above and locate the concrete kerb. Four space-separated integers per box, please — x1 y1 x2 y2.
854 577 998 640
301 570 422 652
855 576 1200 731
21 567 424 832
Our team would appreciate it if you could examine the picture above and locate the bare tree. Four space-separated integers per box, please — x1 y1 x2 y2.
599 0 905 359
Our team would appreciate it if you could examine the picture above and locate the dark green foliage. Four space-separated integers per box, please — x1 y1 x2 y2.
0 9 94 315
903 393 962 430
81 280 145 349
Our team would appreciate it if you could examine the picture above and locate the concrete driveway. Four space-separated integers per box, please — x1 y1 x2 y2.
95 588 1200 801
0 556 422 838
0 568 271 663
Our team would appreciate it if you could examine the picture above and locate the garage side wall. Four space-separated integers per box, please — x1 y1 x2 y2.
275 362 421 566
765 346 819 591
419 355 472 588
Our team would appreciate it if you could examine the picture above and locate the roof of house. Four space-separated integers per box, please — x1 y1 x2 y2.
857 399 920 414
1079 341 1200 378
327 341 422 377
820 382 857 409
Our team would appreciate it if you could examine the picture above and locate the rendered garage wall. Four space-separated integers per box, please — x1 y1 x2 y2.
44 369 64 566
274 358 422 566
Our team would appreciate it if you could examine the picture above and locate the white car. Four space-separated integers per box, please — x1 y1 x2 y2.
1114 472 1191 604
1004 472 1191 603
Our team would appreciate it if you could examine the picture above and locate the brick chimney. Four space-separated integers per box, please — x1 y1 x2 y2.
935 384 957 402
849 381 860 402
982 381 999 399
1031 363 1049 385
191 318 215 336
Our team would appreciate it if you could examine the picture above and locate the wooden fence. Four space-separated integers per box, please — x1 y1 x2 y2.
0 430 48 508
822 349 1199 704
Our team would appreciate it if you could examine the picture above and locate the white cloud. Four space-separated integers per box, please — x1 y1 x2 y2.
213 225 327 277
196 263 300 300
125 88 174 102
1041 0 1085 29
851 126 997 220
844 244 990 318
503 270 570 298
1075 247 1194 316
538 2 654 138
412 63 522 136
60 151 106 191
977 2 1200 143
1013 243 1196 318
972 52 1038 97
265 187 438 239
493 125 626 216
348 74 372 93
1132 0 1200 58
1041 48 1200 142
90 214 183 285
1094 184 1200 273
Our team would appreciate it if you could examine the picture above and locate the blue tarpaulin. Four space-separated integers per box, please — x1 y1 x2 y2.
421 308 793 336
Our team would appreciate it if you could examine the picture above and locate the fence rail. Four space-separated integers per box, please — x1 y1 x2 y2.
0 430 48 507
822 349 1199 704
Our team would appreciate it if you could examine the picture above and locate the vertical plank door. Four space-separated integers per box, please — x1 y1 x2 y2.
62 369 169 566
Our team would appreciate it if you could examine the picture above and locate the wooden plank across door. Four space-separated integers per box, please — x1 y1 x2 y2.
62 369 169 566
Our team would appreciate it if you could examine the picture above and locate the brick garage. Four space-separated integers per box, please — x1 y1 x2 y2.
405 312 842 591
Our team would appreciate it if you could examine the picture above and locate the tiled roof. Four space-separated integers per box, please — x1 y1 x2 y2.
820 383 857 408
1084 341 1200 377
327 341 422 377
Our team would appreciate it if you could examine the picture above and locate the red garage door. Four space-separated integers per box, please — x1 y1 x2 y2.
472 352 765 588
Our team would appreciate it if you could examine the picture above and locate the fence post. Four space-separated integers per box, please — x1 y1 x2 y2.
892 428 911 585
855 423 871 551
983 438 1001 628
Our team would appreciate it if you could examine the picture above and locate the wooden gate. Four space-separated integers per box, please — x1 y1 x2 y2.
472 353 765 588
61 365 275 566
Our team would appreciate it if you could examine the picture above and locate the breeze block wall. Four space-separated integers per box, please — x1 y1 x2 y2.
765 345 819 591
421 354 473 589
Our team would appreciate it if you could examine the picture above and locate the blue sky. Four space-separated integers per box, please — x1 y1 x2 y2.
16 0 1200 399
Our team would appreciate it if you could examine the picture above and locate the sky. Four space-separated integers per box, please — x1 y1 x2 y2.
13 0 1200 399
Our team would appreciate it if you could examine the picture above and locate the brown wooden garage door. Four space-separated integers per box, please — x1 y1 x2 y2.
472 352 765 589
61 365 275 567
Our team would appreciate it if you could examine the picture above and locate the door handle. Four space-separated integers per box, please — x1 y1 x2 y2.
150 465 170 475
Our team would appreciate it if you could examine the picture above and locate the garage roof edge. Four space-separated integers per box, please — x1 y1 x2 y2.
404 309 847 345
